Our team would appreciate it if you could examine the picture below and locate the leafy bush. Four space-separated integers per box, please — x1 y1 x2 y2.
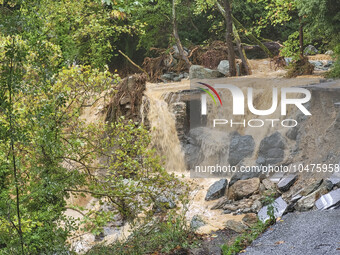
328 44 340 78
79 118 189 235
221 220 267 255
86 212 194 255
280 31 300 58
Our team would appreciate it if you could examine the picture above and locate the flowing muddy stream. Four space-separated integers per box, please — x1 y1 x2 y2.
143 83 187 171
144 81 245 233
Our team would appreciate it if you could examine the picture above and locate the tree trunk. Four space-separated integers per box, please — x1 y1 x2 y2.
299 16 304 58
222 0 236 76
216 2 250 75
233 24 252 75
172 0 191 68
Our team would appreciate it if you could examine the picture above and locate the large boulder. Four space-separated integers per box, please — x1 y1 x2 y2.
183 142 201 170
205 179 228 201
189 65 224 79
304 45 318 55
315 189 340 210
217 60 241 76
258 196 288 223
185 127 230 175
228 178 260 200
325 173 340 189
217 60 230 75
229 171 262 187
228 132 255 166
277 174 298 192
243 41 281 59
225 220 249 233
295 182 330 211
256 132 285 165
190 215 206 230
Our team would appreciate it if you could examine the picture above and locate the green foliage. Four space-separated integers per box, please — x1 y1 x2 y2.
280 31 300 58
328 44 340 78
0 0 144 69
261 191 277 224
133 0 172 51
133 0 212 51
0 32 116 253
297 0 340 48
221 220 267 255
79 117 188 234
248 0 298 38
86 212 194 255
0 2 188 251
193 0 297 44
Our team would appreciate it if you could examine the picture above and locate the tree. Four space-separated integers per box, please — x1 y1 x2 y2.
297 0 340 48
251 0 307 58
196 0 274 76
172 0 191 68
0 0 145 69
220 0 237 76
0 32 115 252
216 1 252 75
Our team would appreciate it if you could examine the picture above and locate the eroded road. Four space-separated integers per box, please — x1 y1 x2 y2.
245 210 340 255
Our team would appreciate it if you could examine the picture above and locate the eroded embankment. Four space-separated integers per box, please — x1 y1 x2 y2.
145 78 340 235
156 78 339 169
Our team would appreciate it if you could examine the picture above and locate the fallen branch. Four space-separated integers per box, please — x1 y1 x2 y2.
118 50 150 80
188 46 199 59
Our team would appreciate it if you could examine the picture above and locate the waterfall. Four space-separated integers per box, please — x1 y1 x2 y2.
142 84 186 171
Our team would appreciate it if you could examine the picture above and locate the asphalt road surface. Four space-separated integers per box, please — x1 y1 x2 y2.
244 210 340 255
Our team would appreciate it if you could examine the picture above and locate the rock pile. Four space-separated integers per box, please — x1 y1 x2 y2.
284 57 334 71
162 58 243 82
160 71 189 82
208 177 270 215
201 170 340 234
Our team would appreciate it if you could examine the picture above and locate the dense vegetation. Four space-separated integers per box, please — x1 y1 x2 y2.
0 0 339 254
